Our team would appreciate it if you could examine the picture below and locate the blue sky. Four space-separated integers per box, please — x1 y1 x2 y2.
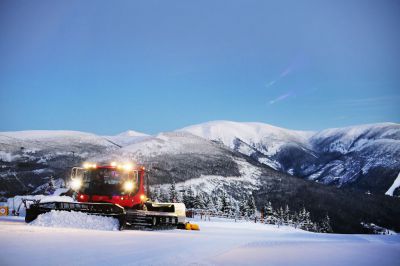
0 0 399 135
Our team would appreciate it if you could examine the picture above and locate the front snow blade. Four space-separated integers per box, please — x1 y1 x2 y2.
25 201 126 227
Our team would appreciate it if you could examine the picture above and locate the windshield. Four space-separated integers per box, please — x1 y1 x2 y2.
79 168 139 196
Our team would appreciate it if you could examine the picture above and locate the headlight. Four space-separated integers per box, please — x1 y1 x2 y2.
140 194 146 202
123 181 134 191
122 163 133 171
83 162 97 169
71 178 82 191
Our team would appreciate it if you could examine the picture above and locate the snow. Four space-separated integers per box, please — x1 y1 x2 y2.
30 210 120 231
117 130 149 138
0 130 116 155
179 120 314 156
32 168 48 174
0 130 104 141
104 130 150 147
0 216 399 266
117 131 225 158
385 171 400 196
155 158 262 195
0 151 20 162
7 195 74 216
311 122 400 154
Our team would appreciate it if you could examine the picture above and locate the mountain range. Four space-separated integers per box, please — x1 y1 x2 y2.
0 121 399 233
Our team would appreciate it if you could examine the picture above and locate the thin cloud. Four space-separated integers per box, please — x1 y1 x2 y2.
265 80 276 88
265 65 293 88
280 66 292 78
269 92 293 104
265 54 306 88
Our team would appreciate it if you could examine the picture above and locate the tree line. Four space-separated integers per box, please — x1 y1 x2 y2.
150 181 332 233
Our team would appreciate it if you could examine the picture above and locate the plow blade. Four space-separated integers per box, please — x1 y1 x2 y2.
25 201 126 226
24 201 195 231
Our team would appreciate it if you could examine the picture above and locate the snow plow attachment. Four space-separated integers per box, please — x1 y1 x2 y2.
25 201 126 226
24 200 189 230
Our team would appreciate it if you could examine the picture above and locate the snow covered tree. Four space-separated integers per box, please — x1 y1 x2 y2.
193 193 204 209
183 186 195 209
292 210 300 228
151 186 162 202
201 193 214 212
239 199 247 218
320 214 333 233
264 201 275 224
220 191 231 215
299 208 314 231
169 180 178 203
284 205 292 226
232 199 240 218
245 195 256 218
275 207 285 227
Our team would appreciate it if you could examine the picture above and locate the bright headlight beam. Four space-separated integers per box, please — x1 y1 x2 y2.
123 181 134 191
71 178 82 191
122 164 133 171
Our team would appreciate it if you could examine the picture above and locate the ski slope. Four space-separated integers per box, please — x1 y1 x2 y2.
0 216 399 266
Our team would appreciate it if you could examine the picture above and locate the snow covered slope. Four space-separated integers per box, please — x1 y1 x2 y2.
179 120 313 156
0 130 121 165
91 131 258 189
179 121 400 196
104 130 150 147
305 123 400 193
1 216 399 266
385 172 400 196
0 130 120 197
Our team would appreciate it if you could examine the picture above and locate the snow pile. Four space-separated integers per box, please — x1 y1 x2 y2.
30 210 120 231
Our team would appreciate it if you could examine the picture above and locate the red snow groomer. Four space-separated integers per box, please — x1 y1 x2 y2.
25 162 198 230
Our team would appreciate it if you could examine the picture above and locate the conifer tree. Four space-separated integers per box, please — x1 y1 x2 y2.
246 195 256 218
320 214 333 233
264 201 274 224
284 205 292 226
169 180 178 203
239 198 247 218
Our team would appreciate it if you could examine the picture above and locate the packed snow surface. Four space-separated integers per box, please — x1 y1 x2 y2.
30 210 120 231
1 216 399 266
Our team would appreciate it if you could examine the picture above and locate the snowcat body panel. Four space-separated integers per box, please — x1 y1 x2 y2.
76 166 146 208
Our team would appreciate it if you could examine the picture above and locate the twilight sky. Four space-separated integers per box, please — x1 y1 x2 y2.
0 0 399 135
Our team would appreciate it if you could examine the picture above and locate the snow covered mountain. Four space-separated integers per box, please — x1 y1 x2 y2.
179 121 400 196
1 122 400 233
179 121 313 170
0 130 119 197
104 130 150 147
